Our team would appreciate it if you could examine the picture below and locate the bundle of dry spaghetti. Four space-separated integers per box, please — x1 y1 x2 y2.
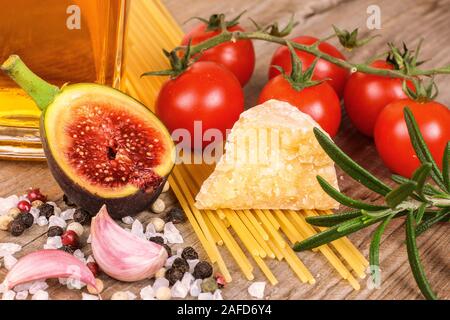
124 0 368 289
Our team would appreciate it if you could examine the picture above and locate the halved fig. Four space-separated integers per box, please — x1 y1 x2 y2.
1 55 175 218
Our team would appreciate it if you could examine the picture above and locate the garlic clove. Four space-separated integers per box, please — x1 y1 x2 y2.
91 205 168 282
3 249 97 290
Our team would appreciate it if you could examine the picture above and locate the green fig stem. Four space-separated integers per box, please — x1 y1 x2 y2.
1 55 60 111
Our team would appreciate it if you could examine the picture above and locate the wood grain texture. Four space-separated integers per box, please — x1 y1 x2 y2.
0 0 449 300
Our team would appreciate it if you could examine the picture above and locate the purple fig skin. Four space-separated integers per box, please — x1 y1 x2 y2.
40 117 167 219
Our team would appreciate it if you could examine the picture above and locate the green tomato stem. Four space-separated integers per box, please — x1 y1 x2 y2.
0 55 59 111
184 30 450 79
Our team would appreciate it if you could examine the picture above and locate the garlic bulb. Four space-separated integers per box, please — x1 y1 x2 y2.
91 205 167 282
3 249 97 290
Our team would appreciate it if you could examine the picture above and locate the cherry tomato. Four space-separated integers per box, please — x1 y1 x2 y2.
182 24 255 86
156 61 244 149
374 99 450 178
258 76 341 137
344 60 411 137
268 36 349 97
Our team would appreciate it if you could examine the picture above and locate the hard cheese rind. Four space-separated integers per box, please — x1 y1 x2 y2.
195 99 339 210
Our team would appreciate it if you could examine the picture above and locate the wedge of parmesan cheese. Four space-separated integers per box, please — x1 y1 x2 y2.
195 99 339 210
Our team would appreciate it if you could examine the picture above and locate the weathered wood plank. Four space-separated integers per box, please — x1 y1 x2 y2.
0 0 448 300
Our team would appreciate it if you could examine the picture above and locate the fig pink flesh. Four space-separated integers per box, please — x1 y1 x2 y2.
4 249 96 290
91 205 167 282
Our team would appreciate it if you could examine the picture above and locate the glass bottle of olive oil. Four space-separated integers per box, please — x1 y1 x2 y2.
0 0 127 160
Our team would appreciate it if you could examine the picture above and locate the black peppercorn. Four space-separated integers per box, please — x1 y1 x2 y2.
19 213 34 228
181 246 198 260
172 257 189 273
60 245 75 254
164 207 186 224
73 208 91 225
10 219 25 236
48 226 64 237
193 261 213 279
63 194 76 207
149 236 164 245
38 203 55 219
165 267 184 286
163 244 172 257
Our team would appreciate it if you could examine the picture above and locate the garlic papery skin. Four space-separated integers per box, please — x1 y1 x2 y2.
3 249 97 290
91 205 168 282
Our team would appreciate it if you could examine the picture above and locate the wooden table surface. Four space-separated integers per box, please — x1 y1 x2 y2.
1 0 449 300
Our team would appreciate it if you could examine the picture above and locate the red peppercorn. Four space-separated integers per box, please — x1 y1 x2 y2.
215 273 227 288
86 262 100 277
17 200 31 213
61 230 79 248
26 188 47 203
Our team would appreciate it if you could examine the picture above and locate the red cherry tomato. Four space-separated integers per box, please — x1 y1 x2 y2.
344 60 411 137
269 36 349 97
156 61 244 149
182 24 255 86
258 76 341 137
374 99 450 178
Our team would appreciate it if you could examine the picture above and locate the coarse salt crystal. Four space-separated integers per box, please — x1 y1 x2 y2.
13 282 33 292
86 234 92 244
0 282 6 294
0 195 19 215
32 290 49 300
48 215 66 229
30 207 40 222
213 289 223 300
58 278 67 285
37 216 48 226
131 219 145 239
2 290 16 300
181 272 194 290
4 255 17 270
165 255 180 268
164 222 183 244
171 280 189 298
0 243 22 258
198 292 214 300
44 236 62 249
66 277 85 290
125 291 137 300
189 279 202 297
15 290 28 300
82 293 99 300
188 259 199 273
152 278 170 292
73 249 84 259
140 285 155 300
145 222 156 238
248 282 266 299
165 232 183 244
164 222 180 235
60 208 76 221
86 255 95 263
121 216 134 225
29 281 48 295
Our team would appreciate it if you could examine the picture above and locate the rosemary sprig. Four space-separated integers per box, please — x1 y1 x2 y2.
294 110 449 300
305 210 362 227
405 211 437 300
369 213 395 285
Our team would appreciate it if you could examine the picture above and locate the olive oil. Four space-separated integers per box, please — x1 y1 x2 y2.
0 0 126 130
